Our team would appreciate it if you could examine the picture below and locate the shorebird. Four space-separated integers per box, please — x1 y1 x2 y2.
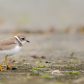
0 34 30 70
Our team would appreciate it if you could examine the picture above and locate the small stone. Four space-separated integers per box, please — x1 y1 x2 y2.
31 55 40 59
23 59 26 61
13 60 15 62
24 63 30 65
45 61 49 63
12 67 17 70
14 62 19 64
41 56 46 59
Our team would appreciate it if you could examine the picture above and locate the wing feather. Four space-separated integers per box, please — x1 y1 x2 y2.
0 37 17 50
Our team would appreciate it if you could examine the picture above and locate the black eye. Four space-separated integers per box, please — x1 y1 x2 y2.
22 38 25 40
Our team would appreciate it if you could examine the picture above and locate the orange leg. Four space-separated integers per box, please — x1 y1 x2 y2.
5 56 17 70
5 56 10 70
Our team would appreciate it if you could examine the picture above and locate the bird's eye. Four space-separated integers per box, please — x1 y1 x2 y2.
22 38 25 40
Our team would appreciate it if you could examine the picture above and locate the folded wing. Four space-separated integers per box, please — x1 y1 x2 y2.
0 37 17 50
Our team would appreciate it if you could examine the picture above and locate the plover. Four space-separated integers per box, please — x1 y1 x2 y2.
0 34 30 70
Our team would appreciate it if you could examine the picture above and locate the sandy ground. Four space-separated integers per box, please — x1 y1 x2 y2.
0 33 84 84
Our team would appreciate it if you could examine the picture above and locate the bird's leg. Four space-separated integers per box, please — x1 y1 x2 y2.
0 64 3 71
5 56 10 70
5 56 17 70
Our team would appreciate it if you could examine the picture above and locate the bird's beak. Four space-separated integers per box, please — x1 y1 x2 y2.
26 39 30 43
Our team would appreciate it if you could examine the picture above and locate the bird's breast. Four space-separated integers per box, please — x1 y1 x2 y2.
0 45 21 56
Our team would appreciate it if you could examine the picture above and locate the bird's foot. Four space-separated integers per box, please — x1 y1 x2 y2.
7 66 17 70
0 65 3 71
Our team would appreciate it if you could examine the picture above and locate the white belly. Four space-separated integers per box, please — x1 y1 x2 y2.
0 45 21 56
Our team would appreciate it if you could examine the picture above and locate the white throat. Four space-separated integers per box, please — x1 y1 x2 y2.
14 36 26 45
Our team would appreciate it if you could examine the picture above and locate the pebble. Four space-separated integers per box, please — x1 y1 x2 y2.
41 56 46 59
24 63 30 65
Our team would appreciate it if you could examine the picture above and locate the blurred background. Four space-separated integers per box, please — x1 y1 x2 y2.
0 0 84 59
0 0 84 60
0 0 84 33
